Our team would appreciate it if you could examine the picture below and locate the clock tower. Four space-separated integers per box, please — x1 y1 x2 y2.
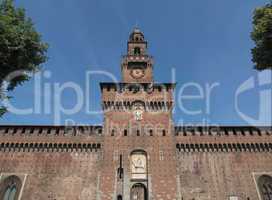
99 28 177 200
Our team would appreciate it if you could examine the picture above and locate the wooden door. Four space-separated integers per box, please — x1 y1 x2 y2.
130 184 147 200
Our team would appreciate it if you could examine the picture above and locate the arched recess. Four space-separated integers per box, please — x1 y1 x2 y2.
130 150 147 180
258 175 272 200
0 175 22 200
130 183 147 200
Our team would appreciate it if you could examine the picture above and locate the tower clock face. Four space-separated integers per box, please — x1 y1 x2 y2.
130 68 145 79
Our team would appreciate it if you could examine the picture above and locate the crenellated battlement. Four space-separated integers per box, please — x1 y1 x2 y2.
174 126 272 137
176 142 272 153
0 142 101 153
0 125 103 137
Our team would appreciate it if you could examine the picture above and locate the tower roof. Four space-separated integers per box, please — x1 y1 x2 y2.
129 27 145 42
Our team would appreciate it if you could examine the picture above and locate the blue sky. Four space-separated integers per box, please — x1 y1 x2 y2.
0 0 271 126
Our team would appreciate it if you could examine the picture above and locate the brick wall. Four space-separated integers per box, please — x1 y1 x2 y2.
0 126 272 200
0 151 101 200
176 151 272 200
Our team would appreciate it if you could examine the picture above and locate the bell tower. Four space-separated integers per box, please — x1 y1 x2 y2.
121 28 154 83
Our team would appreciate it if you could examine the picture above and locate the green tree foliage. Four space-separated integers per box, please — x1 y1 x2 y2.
0 0 48 115
251 3 272 70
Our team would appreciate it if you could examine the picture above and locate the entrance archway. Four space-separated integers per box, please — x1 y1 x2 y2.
130 183 147 200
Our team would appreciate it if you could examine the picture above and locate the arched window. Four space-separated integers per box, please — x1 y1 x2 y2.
0 176 22 200
258 175 272 200
3 185 17 200
149 129 153 136
134 47 141 55
136 130 140 136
